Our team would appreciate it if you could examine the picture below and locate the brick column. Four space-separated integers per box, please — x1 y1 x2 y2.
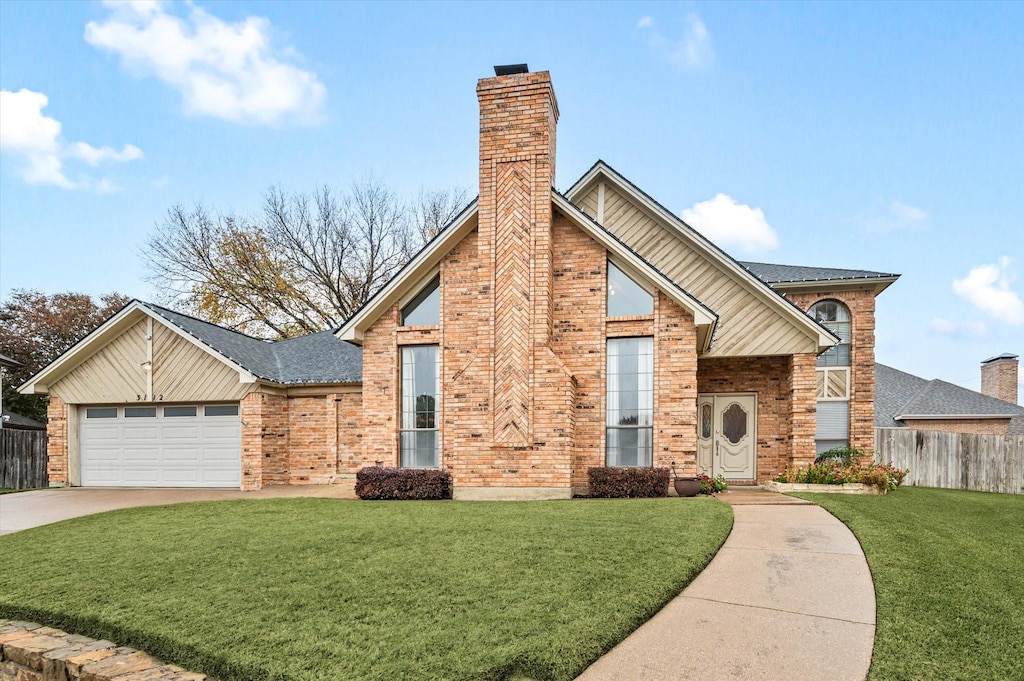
788 353 817 469
46 396 69 486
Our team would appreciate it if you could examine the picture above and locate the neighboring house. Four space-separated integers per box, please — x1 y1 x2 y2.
1 410 46 431
876 354 1023 436
20 67 899 496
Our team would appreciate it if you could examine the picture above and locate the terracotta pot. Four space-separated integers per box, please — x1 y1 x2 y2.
674 477 701 497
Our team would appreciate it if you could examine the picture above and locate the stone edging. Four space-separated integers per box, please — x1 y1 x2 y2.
763 480 886 495
0 620 209 680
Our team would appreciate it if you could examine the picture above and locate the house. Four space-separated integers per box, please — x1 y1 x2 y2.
19 66 899 497
1 410 46 431
876 354 1023 436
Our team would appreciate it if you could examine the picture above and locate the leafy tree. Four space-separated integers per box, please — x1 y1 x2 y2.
0 290 131 422
145 178 470 339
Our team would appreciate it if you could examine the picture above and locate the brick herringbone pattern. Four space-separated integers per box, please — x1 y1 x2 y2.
493 160 532 446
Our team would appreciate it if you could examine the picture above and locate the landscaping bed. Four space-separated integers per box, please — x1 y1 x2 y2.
0 497 732 681
794 487 1024 681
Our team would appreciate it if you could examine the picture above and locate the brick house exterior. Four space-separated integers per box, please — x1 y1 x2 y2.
22 67 900 494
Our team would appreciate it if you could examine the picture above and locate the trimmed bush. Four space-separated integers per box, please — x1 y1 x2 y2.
588 467 670 498
814 446 863 466
356 466 452 500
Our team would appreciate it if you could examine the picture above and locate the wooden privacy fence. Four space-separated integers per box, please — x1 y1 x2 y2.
0 429 48 489
875 427 1024 495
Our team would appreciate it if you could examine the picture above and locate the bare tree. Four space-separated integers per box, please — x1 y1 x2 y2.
413 186 472 243
144 177 470 339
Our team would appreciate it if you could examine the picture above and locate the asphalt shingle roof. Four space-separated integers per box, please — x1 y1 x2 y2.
875 362 1024 428
144 303 362 385
740 262 898 284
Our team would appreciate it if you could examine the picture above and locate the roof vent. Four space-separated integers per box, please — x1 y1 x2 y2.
494 64 529 76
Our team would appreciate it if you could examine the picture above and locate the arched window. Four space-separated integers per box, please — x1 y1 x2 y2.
809 300 850 367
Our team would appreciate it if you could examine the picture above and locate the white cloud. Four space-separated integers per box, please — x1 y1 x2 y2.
637 14 714 70
0 88 142 190
929 317 988 338
953 257 1024 326
67 141 143 166
85 0 326 125
682 193 779 254
865 200 929 233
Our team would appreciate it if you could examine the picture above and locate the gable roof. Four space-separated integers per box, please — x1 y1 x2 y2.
875 362 1024 428
565 160 840 354
146 304 362 384
741 262 899 294
19 300 362 396
337 190 721 351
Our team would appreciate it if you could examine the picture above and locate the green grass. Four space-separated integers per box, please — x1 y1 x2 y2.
0 488 38 494
0 497 731 681
794 487 1024 681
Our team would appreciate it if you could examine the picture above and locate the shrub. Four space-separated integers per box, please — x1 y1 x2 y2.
355 466 452 500
774 461 909 491
588 467 670 498
814 446 863 466
698 474 728 495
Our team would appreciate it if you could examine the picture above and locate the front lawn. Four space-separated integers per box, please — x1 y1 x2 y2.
0 497 731 681
795 487 1023 681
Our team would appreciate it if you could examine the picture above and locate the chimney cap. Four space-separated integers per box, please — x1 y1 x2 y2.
494 63 529 76
982 353 1019 364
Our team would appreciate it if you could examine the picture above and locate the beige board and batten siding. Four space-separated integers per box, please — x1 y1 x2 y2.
576 183 818 357
49 317 251 404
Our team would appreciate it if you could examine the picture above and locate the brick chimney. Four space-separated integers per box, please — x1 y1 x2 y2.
981 353 1019 404
477 65 559 447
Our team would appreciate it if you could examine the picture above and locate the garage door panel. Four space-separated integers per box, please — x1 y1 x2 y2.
123 426 159 440
199 447 240 464
201 471 240 486
162 425 201 440
161 446 201 462
123 446 161 463
123 468 162 485
80 404 241 488
201 423 240 439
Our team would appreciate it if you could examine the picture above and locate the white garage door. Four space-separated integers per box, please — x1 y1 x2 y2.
80 404 241 488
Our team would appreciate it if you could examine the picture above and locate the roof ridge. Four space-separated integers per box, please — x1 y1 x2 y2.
144 302 274 343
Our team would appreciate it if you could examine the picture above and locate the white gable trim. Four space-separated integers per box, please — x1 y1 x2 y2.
566 162 839 351
336 200 479 343
18 301 257 395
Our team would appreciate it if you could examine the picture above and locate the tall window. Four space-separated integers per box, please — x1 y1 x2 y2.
400 345 439 467
607 261 653 317
809 300 851 453
606 337 654 466
401 276 440 326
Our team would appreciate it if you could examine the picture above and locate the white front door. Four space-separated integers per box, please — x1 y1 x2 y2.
696 393 757 481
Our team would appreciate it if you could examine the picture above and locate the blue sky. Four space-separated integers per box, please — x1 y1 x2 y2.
1 1 1021 401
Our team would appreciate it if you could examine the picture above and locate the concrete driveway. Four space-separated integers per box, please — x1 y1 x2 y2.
0 485 355 535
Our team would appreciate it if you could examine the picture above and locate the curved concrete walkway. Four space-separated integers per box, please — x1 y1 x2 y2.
578 489 875 681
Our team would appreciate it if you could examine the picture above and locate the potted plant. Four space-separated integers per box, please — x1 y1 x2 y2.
671 462 701 497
